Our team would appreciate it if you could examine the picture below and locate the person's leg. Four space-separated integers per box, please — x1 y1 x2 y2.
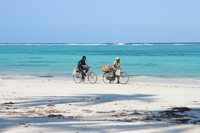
117 76 120 84
79 68 85 81
113 69 120 84
85 68 89 73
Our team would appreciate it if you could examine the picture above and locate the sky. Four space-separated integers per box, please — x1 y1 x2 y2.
0 0 200 43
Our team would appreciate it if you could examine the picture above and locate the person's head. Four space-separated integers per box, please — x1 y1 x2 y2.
82 56 86 60
116 57 120 62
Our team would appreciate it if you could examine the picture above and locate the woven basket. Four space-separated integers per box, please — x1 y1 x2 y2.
102 65 112 72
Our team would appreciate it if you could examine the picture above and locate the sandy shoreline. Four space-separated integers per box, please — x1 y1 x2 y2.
0 77 200 133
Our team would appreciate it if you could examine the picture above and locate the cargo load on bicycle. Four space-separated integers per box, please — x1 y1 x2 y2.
72 68 79 75
101 65 112 72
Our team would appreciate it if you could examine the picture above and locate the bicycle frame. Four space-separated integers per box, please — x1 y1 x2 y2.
107 71 116 80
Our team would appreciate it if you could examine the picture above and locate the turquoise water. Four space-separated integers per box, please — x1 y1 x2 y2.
0 43 200 79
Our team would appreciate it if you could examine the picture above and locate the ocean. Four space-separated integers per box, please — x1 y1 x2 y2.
0 43 200 82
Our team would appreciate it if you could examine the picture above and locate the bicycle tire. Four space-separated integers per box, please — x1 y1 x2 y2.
102 72 113 84
88 72 97 84
73 72 82 83
120 72 129 84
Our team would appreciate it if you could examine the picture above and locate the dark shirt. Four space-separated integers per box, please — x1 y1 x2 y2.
78 59 86 69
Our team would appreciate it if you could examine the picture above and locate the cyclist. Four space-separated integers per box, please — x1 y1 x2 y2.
77 56 90 82
113 57 121 84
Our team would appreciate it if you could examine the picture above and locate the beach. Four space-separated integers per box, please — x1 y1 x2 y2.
0 77 200 133
1 0 200 132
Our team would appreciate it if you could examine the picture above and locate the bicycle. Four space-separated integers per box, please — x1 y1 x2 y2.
73 68 97 84
102 68 129 84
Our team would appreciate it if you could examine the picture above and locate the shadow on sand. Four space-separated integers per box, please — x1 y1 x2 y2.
0 94 199 132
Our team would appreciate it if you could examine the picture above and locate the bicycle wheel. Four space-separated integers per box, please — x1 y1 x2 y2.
88 72 97 84
120 72 129 84
73 72 82 83
102 72 112 84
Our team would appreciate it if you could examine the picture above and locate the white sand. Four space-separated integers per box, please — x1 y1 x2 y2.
0 77 200 133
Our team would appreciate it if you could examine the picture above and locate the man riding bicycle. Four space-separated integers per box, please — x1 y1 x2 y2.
77 56 90 82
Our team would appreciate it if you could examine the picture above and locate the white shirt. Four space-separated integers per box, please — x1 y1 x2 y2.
113 61 120 70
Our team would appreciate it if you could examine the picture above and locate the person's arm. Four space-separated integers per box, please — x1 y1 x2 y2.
118 62 121 69
113 61 117 69
114 61 121 69
113 64 117 69
83 61 90 68
85 64 90 68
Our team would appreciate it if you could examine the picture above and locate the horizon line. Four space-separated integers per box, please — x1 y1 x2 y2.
0 42 200 44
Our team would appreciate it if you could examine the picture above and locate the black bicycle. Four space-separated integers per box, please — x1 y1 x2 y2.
73 68 97 84
102 69 129 84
